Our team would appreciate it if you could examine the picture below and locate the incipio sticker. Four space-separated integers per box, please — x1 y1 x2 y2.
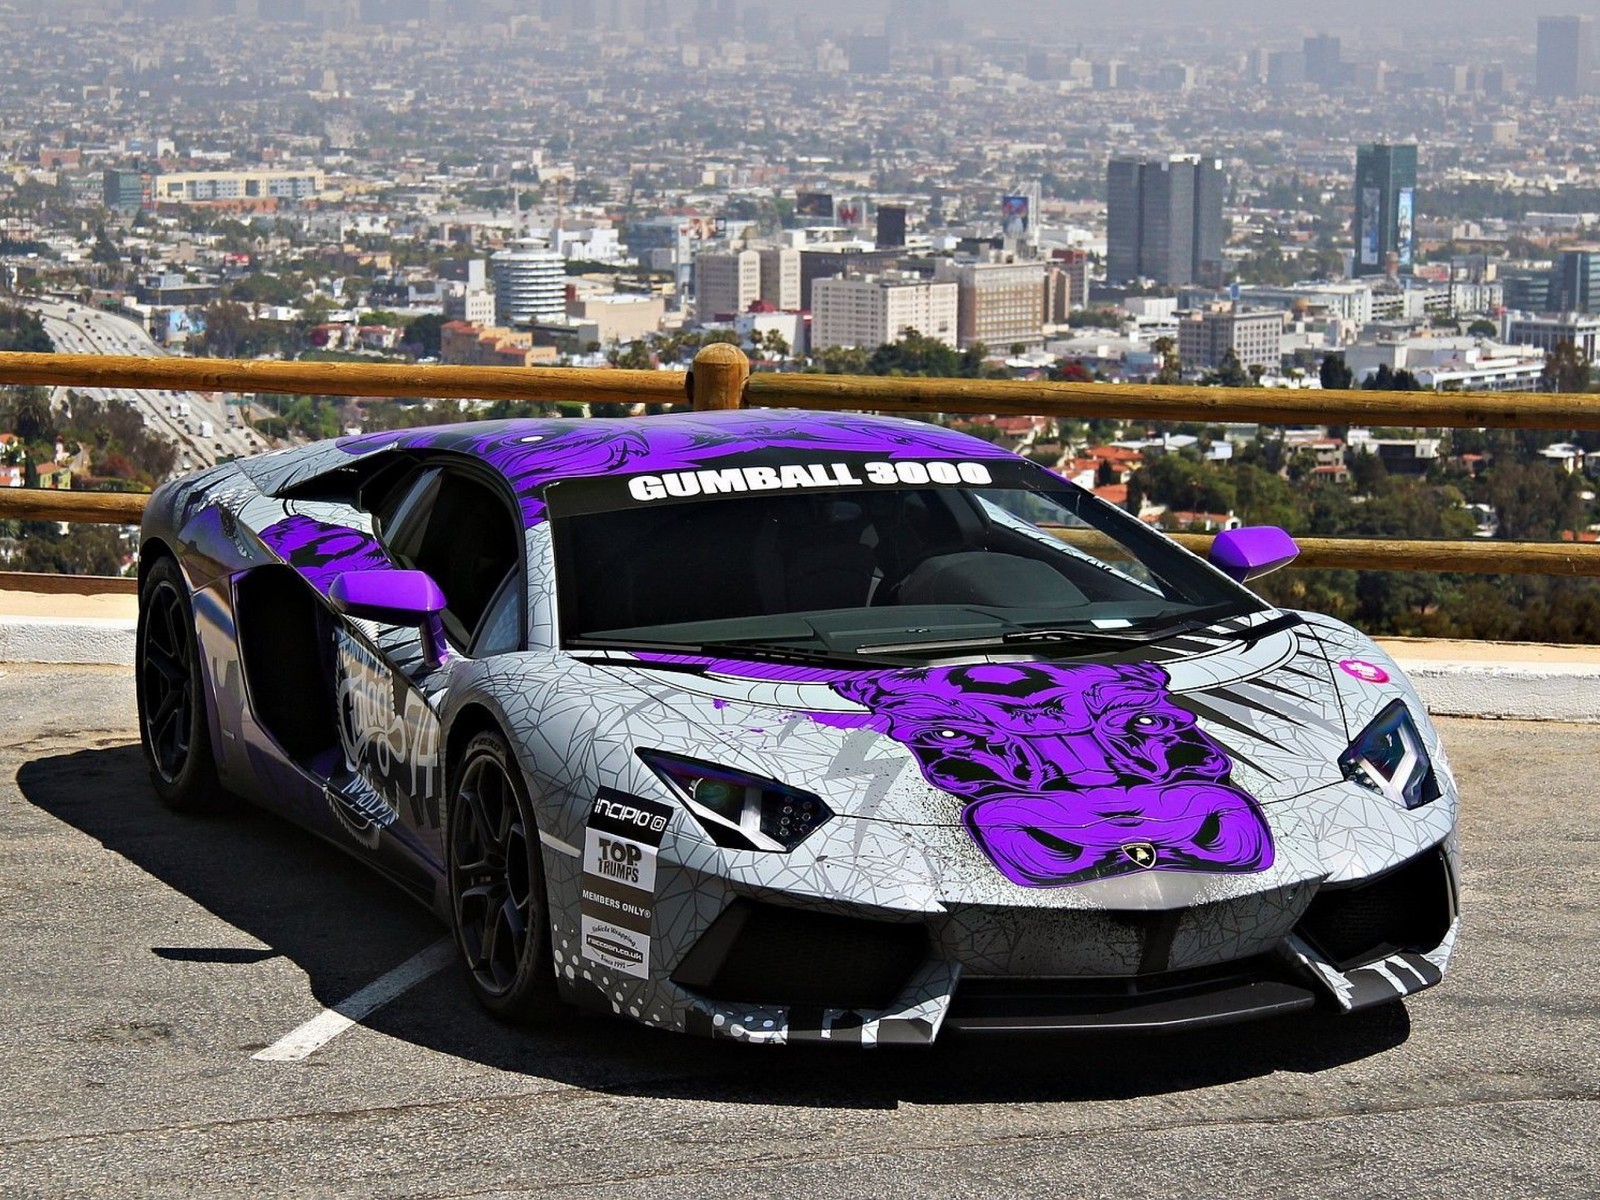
1339 659 1390 684
579 791 673 980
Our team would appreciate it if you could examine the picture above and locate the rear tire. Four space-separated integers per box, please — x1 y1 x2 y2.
447 730 558 1021
136 555 225 812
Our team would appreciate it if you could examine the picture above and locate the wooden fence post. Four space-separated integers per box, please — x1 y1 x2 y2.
688 343 750 411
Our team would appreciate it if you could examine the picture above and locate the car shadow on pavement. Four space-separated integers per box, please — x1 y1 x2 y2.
19 743 1411 1109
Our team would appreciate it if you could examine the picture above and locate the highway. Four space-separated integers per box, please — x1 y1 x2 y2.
23 298 272 470
0 664 1594 1198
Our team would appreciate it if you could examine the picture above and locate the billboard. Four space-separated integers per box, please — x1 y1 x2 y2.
1002 194 1030 238
795 191 835 220
1360 186 1381 267
1396 187 1414 267
676 216 718 240
836 199 865 226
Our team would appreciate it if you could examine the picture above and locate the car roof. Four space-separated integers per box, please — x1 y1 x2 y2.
331 409 1020 528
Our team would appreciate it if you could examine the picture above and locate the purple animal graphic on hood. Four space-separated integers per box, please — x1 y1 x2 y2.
832 661 1274 887
640 652 1277 889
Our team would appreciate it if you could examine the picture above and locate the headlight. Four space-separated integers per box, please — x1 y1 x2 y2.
1338 699 1441 810
637 750 834 852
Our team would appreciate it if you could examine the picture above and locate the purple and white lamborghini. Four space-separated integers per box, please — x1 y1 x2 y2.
136 409 1459 1044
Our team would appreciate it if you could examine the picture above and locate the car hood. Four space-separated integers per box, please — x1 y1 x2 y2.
571 611 1455 897
586 613 1352 813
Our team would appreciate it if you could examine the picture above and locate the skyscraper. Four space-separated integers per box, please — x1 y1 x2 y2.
1536 15 1594 98
1353 144 1418 278
1303 35 1343 88
1106 155 1226 287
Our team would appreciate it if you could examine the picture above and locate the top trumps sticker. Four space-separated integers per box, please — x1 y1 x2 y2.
579 791 674 980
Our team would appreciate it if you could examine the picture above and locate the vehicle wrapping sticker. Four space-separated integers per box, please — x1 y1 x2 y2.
333 627 442 830
333 411 1016 526
629 653 1275 889
258 514 391 595
579 791 673 979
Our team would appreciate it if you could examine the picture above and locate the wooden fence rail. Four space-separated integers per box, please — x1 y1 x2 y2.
3 342 1599 428
4 344 1600 590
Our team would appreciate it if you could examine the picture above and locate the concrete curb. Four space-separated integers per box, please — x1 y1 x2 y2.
2 615 1598 722
0 615 137 667
1392 658 1600 723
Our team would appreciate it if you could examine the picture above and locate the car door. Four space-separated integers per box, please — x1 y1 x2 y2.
325 461 525 880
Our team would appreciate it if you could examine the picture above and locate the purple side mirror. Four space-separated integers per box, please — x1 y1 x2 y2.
329 569 450 669
1209 526 1300 584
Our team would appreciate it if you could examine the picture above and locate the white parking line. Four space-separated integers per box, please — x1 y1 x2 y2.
253 938 456 1063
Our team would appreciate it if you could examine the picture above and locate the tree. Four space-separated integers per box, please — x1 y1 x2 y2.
758 329 790 360
1151 337 1181 385
404 313 446 359
1206 349 1251 388
1363 363 1422 391
606 339 654 370
90 224 121 271
4 386 54 444
196 300 259 358
1050 359 1093 383
1319 354 1354 390
1467 318 1498 338
0 306 55 353
1541 339 1591 395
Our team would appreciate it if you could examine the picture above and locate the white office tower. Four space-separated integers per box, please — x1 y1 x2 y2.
695 248 761 321
811 272 959 351
491 241 565 327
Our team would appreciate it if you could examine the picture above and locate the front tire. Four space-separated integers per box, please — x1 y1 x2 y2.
136 555 223 812
447 730 557 1021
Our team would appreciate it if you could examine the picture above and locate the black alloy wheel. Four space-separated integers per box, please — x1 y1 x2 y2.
136 555 222 811
448 730 556 1020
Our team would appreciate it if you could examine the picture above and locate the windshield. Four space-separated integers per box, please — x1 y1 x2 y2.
549 457 1265 663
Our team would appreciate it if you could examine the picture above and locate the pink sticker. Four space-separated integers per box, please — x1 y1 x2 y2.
1339 658 1389 684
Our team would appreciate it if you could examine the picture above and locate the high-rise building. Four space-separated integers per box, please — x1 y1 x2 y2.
756 247 801 310
1266 50 1306 88
811 273 958 351
1536 15 1594 98
1106 155 1227 287
1177 307 1285 372
103 169 144 212
846 35 891 75
934 256 1046 350
876 204 908 249
798 247 900 309
1046 250 1091 321
1303 35 1343 88
694 247 760 321
491 242 565 327
1353 144 1419 278
1554 247 1600 313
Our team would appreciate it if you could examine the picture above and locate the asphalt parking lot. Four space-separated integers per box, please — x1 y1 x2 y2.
1 663 1596 1199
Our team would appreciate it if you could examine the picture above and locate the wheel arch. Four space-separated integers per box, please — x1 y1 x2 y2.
138 536 179 585
444 701 511 785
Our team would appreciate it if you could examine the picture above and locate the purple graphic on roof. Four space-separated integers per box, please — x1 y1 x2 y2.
259 515 392 595
638 654 1274 888
337 412 1013 526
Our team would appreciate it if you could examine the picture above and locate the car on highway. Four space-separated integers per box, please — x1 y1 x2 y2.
136 411 1460 1044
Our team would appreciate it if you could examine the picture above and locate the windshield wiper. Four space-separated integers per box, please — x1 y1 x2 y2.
854 615 1228 656
571 634 851 667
